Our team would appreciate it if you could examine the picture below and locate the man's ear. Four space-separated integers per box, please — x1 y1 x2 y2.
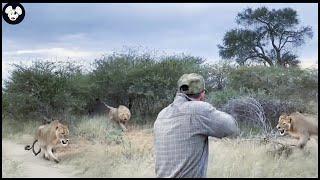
180 85 189 92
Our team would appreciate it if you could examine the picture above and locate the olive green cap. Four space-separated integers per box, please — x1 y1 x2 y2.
177 73 206 95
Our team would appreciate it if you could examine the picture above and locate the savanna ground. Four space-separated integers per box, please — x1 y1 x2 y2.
2 115 318 178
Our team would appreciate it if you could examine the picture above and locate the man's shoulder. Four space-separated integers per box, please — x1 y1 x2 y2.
188 101 214 109
156 101 215 117
190 101 216 114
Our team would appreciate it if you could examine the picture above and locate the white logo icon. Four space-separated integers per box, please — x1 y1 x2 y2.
5 6 23 21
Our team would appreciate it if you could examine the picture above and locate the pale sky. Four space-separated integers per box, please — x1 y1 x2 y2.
2 3 318 85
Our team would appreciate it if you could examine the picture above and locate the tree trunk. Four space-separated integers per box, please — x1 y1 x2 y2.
262 56 274 67
128 95 133 110
275 50 284 67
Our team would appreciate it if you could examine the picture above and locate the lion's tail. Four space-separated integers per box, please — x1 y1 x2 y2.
102 102 113 110
25 139 41 156
24 145 32 150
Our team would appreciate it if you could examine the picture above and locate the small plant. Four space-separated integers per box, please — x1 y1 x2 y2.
223 97 272 136
106 129 124 144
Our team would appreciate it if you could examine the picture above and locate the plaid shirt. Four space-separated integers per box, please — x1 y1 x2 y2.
154 93 239 178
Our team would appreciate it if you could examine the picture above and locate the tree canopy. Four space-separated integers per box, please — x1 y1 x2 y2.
218 7 313 67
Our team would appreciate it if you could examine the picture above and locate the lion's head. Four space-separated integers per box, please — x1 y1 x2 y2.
276 114 293 136
118 105 131 123
52 120 70 146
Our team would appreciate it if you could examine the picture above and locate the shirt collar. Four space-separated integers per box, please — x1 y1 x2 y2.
173 92 198 104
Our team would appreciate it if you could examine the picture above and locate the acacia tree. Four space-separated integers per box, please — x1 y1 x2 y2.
218 7 313 67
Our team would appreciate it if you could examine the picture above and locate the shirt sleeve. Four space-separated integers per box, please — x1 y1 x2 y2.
196 105 240 138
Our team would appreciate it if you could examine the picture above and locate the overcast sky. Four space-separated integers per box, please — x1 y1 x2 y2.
2 3 318 84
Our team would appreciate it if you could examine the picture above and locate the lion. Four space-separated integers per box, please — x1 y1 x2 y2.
25 119 69 163
103 102 131 131
276 112 318 148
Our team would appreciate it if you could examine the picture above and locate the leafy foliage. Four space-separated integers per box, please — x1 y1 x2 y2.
2 49 317 132
218 7 313 67
226 65 318 102
2 61 91 121
3 52 206 123
90 52 205 120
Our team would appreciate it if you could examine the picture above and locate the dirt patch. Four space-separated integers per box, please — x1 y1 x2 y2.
2 139 81 178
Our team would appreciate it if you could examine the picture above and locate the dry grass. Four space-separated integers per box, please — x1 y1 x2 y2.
58 128 155 178
2 159 24 178
2 118 41 141
207 137 318 178
58 135 317 178
2 116 318 178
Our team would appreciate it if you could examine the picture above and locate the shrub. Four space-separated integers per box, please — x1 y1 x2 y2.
3 61 92 121
72 115 124 144
222 96 273 136
89 51 205 119
227 66 318 102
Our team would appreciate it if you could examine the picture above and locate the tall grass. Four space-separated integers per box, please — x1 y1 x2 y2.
71 115 124 144
62 115 317 178
207 138 318 178
2 116 318 178
61 115 155 177
2 118 41 140
61 135 317 178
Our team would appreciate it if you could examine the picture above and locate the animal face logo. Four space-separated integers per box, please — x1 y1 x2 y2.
2 3 25 25
5 6 23 21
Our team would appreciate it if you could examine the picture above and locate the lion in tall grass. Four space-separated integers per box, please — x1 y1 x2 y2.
103 102 131 131
25 119 69 163
277 112 318 148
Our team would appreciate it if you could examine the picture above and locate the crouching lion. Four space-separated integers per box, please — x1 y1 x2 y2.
276 112 318 149
25 119 69 163
103 102 131 131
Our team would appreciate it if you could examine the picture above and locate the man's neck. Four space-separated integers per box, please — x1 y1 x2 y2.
176 92 202 101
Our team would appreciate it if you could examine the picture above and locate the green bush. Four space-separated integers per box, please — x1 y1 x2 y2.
90 51 205 119
207 88 239 108
227 65 318 102
2 61 91 121
2 49 317 129
3 50 208 124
